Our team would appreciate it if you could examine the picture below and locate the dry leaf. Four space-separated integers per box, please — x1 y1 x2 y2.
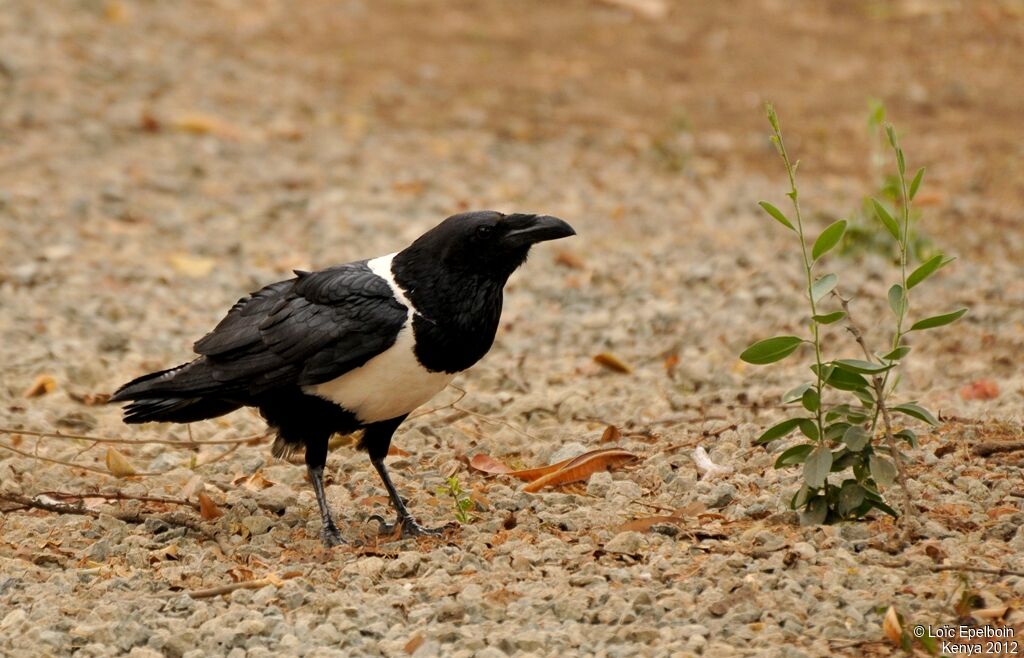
359 495 391 507
522 449 640 493
148 544 179 563
243 471 275 491
593 352 632 374
23 374 57 398
971 606 1010 621
596 0 668 20
388 445 410 457
172 112 242 140
959 379 999 401
617 515 682 533
882 606 902 644
105 447 138 477
168 254 215 278
554 250 585 269
600 425 622 444
987 506 1017 519
68 391 110 406
198 492 223 520
468 454 512 474
403 634 425 655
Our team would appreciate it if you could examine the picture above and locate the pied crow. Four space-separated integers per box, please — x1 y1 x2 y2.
111 211 576 546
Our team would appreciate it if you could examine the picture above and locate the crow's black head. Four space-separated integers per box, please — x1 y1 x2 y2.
404 210 576 279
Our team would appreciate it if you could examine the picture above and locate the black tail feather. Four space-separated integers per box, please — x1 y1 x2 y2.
112 358 241 424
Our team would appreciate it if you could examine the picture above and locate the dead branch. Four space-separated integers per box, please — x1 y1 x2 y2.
187 572 298 599
37 490 201 510
875 558 1024 579
0 440 112 476
0 426 270 447
972 441 1024 457
0 493 212 537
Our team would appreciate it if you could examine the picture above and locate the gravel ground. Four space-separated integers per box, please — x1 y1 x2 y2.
2 2 1024 657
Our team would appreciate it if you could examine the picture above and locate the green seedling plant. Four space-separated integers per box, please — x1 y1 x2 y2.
840 100 934 260
742 104 966 536
437 475 474 525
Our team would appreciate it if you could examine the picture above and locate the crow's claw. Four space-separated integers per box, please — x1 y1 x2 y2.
367 514 446 538
320 524 345 547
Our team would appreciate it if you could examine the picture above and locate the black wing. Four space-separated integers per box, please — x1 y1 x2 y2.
193 261 408 396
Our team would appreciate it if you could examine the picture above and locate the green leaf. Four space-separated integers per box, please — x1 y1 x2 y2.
825 422 850 442
871 199 901 241
758 201 796 231
811 273 838 303
782 382 814 404
891 402 939 426
756 418 804 444
801 388 819 412
798 419 820 441
803 446 832 488
740 336 803 365
869 498 899 518
909 167 925 200
834 359 895 375
888 284 906 318
775 444 815 468
910 308 967 331
791 483 811 509
880 346 911 362
896 429 918 448
814 364 871 392
800 495 828 525
843 426 871 452
869 454 897 488
851 388 877 408
812 220 847 261
812 311 846 325
838 481 866 516
907 254 954 289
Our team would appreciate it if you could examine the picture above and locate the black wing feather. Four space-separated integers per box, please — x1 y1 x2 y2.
193 262 407 396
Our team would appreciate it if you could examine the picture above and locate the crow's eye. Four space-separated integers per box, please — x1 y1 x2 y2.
475 225 494 239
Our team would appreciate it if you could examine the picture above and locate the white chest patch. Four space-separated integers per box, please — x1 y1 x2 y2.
303 253 455 424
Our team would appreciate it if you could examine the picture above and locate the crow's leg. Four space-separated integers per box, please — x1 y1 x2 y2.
362 416 445 538
305 437 344 547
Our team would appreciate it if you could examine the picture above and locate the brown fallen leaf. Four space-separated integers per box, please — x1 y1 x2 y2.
148 544 179 563
105 447 138 478
233 470 275 491
959 379 999 401
67 391 111 406
554 249 585 269
987 507 1018 519
168 254 215 278
593 352 632 374
522 449 640 493
172 112 242 140
23 374 57 398
359 495 391 507
404 634 425 655
882 606 902 645
198 492 223 521
617 515 683 533
468 453 512 474
600 425 622 444
388 445 410 457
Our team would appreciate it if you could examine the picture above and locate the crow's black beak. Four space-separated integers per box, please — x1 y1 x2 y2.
503 215 576 248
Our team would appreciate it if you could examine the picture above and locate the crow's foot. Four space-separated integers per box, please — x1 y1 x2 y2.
320 523 345 547
367 514 447 539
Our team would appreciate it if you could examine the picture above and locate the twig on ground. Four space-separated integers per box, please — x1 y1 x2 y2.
187 573 298 599
973 441 1024 457
0 440 112 476
875 558 1024 578
37 490 201 510
0 426 270 447
0 493 212 537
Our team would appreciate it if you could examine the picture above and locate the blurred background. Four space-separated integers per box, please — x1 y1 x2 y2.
2 0 1022 262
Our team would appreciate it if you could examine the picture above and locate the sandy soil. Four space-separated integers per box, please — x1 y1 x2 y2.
2 1 1023 657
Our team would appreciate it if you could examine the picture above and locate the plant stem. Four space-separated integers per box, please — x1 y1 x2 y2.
839 295 917 545
766 104 826 442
